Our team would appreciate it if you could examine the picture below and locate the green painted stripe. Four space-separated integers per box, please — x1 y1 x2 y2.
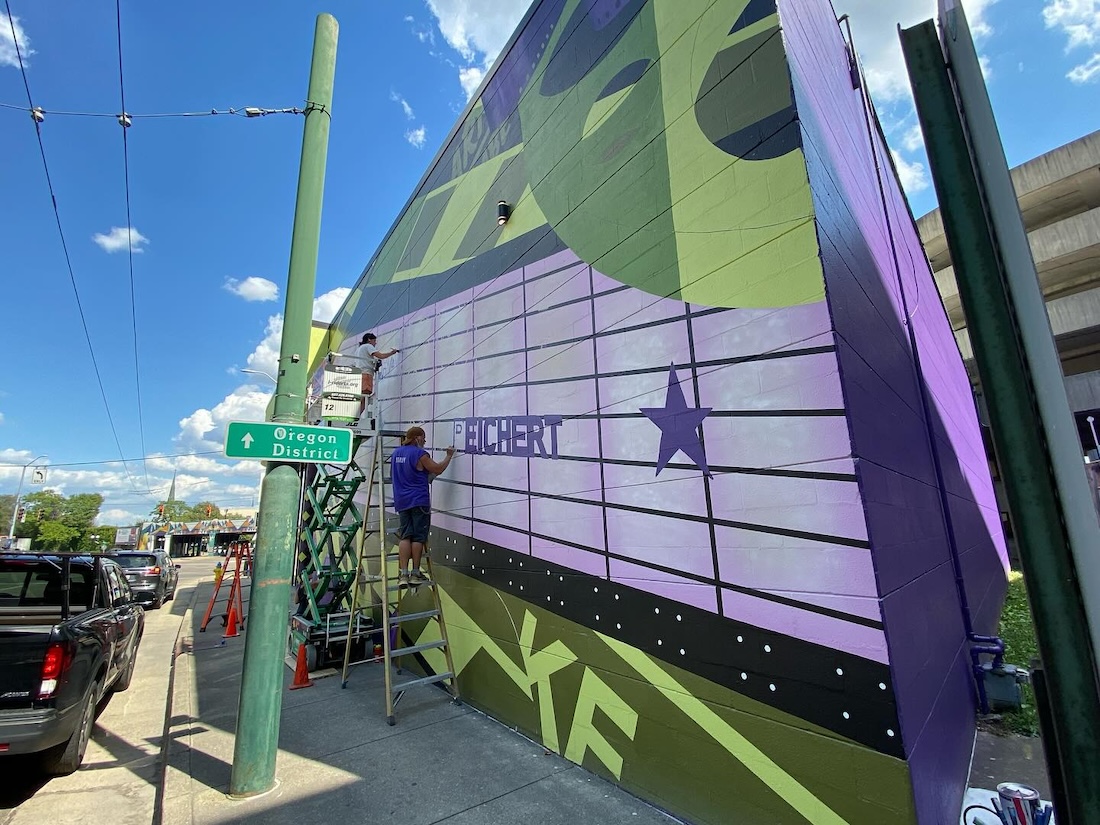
601 633 852 825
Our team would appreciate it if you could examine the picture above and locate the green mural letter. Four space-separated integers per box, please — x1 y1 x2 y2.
564 668 639 780
519 610 578 753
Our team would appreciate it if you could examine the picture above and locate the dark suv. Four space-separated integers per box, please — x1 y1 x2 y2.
108 551 179 608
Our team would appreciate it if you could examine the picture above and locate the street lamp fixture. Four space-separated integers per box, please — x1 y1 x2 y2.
6 454 48 546
241 368 277 384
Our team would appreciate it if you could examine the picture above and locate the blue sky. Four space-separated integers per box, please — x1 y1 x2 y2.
1 0 1097 527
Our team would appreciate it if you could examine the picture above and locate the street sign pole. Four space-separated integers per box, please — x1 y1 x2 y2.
230 12 338 798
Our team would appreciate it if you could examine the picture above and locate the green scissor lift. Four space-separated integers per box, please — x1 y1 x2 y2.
289 435 377 671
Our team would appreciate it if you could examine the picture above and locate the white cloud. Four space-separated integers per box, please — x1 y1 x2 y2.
146 454 256 476
835 0 998 103
1043 0 1100 50
98 508 144 527
1044 0 1100 83
93 225 149 254
892 149 930 194
224 276 279 302
458 66 486 99
405 126 428 148
0 412 4 424
1067 51 1100 81
424 1 530 95
902 124 925 152
1 448 259 528
176 286 350 450
313 286 350 324
390 91 415 119
425 0 526 63
1 11 33 69
176 386 273 452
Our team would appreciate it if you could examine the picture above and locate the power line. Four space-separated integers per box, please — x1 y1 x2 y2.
0 101 305 119
114 0 151 494
0 450 224 469
4 0 145 500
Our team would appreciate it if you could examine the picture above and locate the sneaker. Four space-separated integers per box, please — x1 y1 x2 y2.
398 570 411 588
409 569 429 586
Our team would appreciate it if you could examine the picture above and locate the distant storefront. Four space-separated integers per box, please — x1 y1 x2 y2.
138 516 257 557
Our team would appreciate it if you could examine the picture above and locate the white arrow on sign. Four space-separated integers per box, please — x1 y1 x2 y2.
241 433 254 449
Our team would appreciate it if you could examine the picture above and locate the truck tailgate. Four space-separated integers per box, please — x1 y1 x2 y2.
0 625 52 706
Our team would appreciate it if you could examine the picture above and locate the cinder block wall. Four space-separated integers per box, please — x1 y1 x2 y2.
325 1 1009 822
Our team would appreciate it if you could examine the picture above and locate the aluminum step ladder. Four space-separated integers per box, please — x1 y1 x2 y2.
338 413 460 725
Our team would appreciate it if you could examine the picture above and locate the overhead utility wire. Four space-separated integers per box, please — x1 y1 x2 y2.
4 0 144 498
114 0 151 495
0 450 224 469
0 101 304 119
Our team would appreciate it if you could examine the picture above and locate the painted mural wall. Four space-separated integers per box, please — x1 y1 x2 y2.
326 1 1009 823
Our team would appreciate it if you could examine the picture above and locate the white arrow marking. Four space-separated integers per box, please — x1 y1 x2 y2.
241 433 254 449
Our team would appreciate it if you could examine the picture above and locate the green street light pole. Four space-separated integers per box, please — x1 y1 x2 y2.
230 12 338 798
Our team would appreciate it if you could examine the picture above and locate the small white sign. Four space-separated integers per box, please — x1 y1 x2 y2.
30 468 46 484
323 367 362 396
320 396 361 421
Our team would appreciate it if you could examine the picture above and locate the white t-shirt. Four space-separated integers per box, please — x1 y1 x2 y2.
356 343 381 375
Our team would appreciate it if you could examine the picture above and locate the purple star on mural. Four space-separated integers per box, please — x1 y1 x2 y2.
639 365 712 476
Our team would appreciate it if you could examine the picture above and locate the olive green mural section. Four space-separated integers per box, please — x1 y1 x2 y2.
388 565 916 825
332 0 824 349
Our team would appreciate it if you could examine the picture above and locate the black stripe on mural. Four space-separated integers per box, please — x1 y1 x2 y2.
434 495 880 629
430 525 903 757
433 476 868 550
393 345 837 391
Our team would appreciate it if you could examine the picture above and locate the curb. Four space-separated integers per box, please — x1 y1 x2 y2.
153 578 203 825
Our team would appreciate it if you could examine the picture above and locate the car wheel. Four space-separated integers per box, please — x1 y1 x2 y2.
113 646 139 692
151 591 164 609
42 680 99 776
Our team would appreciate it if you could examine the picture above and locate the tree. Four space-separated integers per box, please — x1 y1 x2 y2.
83 525 118 553
16 490 104 552
186 501 222 520
150 500 190 523
35 520 79 552
0 494 16 535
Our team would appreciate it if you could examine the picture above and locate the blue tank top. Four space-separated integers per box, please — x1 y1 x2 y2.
391 444 430 511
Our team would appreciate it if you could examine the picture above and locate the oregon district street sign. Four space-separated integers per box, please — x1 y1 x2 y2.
224 421 353 464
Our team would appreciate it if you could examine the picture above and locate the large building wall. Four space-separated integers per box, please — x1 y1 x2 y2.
327 1 1007 823
781 2 1009 823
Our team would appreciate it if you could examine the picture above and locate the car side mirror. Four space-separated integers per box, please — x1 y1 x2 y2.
175 564 182 570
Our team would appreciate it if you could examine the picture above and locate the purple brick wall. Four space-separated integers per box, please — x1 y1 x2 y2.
780 1 1009 823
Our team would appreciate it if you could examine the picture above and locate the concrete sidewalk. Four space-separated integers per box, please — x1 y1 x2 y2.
160 580 678 825
159 580 1056 825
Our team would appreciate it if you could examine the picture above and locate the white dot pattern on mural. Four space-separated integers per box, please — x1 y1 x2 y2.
431 526 903 757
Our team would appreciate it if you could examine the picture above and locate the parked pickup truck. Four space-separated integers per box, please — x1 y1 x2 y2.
0 554 145 774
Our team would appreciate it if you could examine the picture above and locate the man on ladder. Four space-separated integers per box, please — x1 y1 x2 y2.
390 426 454 586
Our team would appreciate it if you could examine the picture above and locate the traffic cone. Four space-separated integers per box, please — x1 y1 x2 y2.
289 643 314 690
223 604 240 639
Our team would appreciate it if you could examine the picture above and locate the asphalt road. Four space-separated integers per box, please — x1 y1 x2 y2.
0 556 212 825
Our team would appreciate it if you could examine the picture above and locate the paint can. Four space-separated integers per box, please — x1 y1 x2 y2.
997 783 1041 824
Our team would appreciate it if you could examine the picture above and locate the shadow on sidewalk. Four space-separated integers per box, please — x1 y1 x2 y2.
167 580 677 825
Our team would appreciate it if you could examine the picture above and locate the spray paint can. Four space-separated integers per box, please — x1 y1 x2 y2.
997 783 1041 824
